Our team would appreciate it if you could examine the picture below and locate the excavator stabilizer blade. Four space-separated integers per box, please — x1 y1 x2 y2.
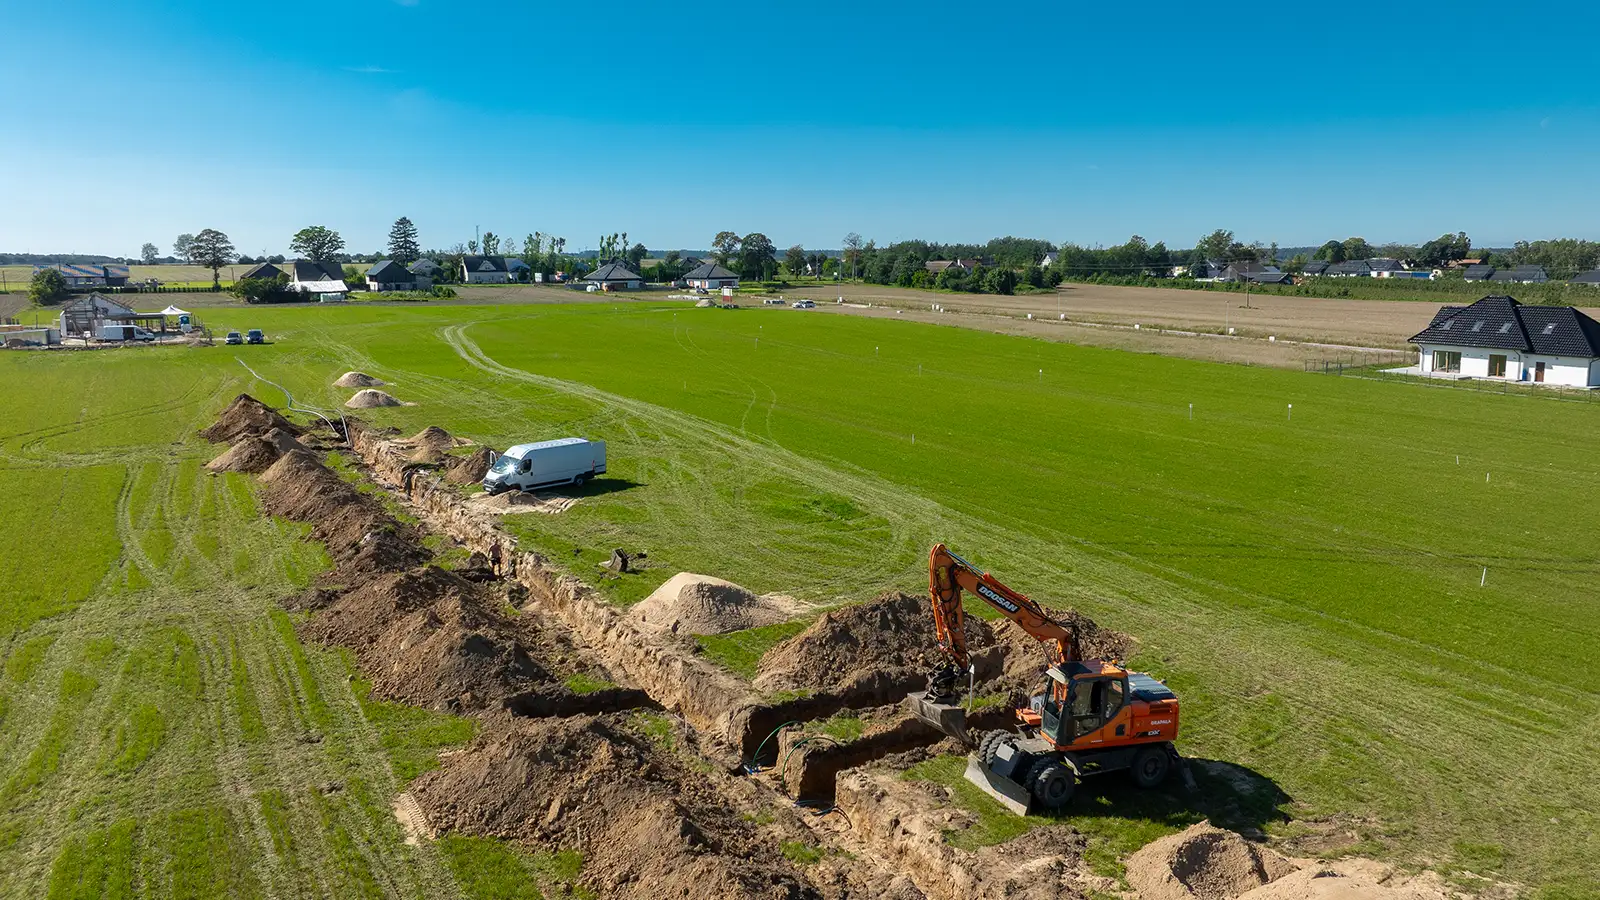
904 692 970 745
964 755 1033 816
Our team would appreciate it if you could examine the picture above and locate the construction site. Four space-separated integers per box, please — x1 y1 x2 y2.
195 389 1465 900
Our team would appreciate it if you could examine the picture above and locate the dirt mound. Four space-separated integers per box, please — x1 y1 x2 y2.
446 447 495 485
334 371 386 388
1126 823 1298 900
259 449 425 575
345 389 405 408
405 426 455 464
200 393 299 443
630 573 796 637
992 606 1135 689
302 565 549 711
412 714 817 900
206 434 283 474
754 591 998 695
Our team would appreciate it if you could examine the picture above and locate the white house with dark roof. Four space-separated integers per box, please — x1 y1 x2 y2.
409 259 442 279
289 260 349 299
1408 295 1600 387
365 260 430 292
461 255 511 284
584 262 642 291
682 261 739 291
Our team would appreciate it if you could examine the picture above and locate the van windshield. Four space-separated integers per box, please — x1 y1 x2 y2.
488 455 515 475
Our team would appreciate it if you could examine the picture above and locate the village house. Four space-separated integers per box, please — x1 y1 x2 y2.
289 260 349 300
32 263 130 288
1489 265 1549 284
238 261 286 281
584 262 643 291
409 259 443 280
56 292 165 337
365 260 430 292
682 261 739 291
1409 295 1600 387
461 256 511 284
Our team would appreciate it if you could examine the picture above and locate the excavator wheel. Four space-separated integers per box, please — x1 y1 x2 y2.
977 730 1011 768
1027 757 1075 809
1130 744 1172 789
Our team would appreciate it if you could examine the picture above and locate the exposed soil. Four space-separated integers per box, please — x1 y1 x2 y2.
345 389 406 408
468 492 578 515
412 714 820 900
259 449 426 576
206 427 306 474
334 371 387 388
990 607 1136 694
631 572 798 637
200 393 300 443
1126 823 1299 900
445 447 495 484
301 565 552 712
404 425 455 464
754 591 1000 696
1233 858 1455 900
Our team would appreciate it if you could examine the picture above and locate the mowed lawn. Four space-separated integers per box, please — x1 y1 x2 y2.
3 300 1597 897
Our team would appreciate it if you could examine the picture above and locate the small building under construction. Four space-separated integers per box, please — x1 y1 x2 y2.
57 293 166 339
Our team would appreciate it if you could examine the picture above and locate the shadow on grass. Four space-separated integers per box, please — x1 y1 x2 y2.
551 476 643 499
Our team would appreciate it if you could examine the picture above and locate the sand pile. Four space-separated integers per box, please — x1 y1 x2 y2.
754 591 1000 696
334 371 386 388
1126 823 1299 900
200 393 300 443
412 714 817 900
345 389 405 408
301 565 549 711
1234 859 1454 900
446 447 495 485
629 573 795 637
207 434 282 474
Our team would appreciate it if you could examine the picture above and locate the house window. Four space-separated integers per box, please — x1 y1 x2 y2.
1489 354 1507 377
1432 350 1461 373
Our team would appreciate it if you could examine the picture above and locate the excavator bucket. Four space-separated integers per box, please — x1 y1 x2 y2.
964 755 1033 816
905 692 970 745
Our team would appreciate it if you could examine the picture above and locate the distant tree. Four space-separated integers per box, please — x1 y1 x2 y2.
267 254 286 264
387 217 421 265
842 233 864 279
626 242 648 271
173 233 195 264
189 228 235 289
1341 237 1373 261
466 238 479 254
1313 240 1346 263
784 245 806 277
481 232 501 256
289 225 345 261
28 268 69 306
1284 253 1309 274
237 255 257 265
230 274 297 305
712 231 741 266
738 233 777 281
502 235 520 258
140 243 159 264
1194 229 1235 263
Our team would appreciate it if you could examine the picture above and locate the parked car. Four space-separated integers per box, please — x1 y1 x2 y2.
225 331 243 345
246 329 265 344
791 299 815 309
762 298 786 306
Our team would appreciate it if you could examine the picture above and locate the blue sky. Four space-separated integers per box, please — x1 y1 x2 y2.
4 0 1600 257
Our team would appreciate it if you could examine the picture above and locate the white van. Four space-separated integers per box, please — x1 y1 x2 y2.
482 438 606 494
97 324 156 342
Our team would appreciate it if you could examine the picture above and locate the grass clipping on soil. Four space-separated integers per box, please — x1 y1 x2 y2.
629 572 796 637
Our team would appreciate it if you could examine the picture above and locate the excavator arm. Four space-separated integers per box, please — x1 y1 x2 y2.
927 542 1078 681
911 543 1080 743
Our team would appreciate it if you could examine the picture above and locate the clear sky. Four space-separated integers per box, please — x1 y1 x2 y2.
5 0 1600 257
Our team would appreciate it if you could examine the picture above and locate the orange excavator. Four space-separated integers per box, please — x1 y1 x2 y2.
907 543 1182 814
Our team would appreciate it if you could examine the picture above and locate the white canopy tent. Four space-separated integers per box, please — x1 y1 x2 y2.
158 305 190 316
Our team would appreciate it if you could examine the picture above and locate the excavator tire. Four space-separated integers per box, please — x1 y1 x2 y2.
1027 757 1074 809
977 730 1011 769
1131 744 1171 789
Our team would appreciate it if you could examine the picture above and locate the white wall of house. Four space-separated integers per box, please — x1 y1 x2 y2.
463 271 510 284
687 277 737 290
1418 343 1597 387
596 280 642 290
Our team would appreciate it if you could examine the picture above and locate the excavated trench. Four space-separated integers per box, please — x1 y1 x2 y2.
207 397 1366 900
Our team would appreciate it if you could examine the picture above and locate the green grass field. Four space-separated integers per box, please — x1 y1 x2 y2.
1 300 1596 897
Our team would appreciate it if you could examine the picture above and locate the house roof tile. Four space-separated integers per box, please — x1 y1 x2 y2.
1410 295 1600 357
